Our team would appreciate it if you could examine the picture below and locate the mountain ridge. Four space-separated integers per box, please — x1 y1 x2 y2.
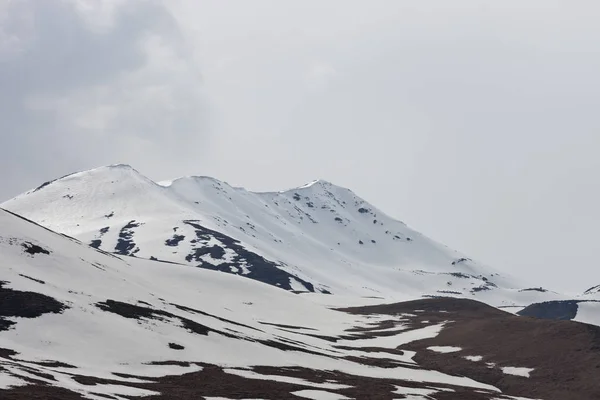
2 164 566 309
23 164 352 199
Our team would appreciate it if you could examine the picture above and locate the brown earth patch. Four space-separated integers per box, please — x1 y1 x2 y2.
341 297 600 400
0 281 68 331
0 385 87 400
28 360 77 368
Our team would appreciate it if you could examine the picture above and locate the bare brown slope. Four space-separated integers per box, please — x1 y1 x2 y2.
340 297 600 400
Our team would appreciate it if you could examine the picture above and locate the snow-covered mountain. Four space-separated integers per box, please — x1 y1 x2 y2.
2 207 599 400
2 164 564 309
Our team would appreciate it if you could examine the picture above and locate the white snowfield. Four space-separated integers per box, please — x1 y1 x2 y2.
574 302 600 327
573 287 600 326
1 164 567 309
0 208 539 399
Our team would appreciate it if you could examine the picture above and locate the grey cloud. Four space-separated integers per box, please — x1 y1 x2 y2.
2 1 145 94
0 0 207 196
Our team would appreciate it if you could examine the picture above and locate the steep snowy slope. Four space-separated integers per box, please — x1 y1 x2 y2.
1 207 558 400
2 164 562 307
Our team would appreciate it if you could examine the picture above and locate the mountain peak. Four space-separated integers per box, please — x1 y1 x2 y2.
584 284 600 295
284 178 351 194
297 179 333 188
21 164 147 195
107 163 134 169
169 175 227 186
87 163 148 178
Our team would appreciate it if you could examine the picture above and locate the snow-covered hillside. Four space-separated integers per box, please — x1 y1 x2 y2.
2 164 563 308
1 208 554 400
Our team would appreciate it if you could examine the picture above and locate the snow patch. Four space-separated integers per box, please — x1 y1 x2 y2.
0 372 28 389
501 366 534 377
338 323 446 349
290 277 309 292
292 389 351 399
394 385 444 396
427 346 462 354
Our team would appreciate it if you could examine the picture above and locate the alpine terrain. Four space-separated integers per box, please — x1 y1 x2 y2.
1 164 599 400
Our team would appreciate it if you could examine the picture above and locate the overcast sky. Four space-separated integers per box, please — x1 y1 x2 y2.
1 0 599 293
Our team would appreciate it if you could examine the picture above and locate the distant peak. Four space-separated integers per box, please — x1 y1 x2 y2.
68 164 141 176
169 175 227 186
187 175 222 182
106 163 136 170
297 179 332 189
75 164 153 184
58 163 151 185
20 164 140 195
98 164 147 176
584 284 600 295
288 179 351 192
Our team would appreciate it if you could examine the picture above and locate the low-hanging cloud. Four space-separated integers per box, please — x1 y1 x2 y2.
0 0 208 197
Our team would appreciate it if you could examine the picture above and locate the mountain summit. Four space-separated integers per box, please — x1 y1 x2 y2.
3 165 560 307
